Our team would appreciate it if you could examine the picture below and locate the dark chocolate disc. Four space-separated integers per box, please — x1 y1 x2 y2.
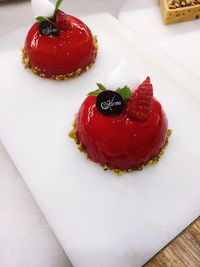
96 90 124 116
39 20 59 36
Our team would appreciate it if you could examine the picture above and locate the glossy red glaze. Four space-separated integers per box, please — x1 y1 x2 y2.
24 10 97 78
75 96 168 170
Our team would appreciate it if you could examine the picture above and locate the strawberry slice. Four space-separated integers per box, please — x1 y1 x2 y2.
56 10 72 31
127 76 153 122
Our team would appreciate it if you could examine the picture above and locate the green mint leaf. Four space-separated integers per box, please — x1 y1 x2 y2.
96 83 106 91
116 86 131 101
88 89 102 96
53 0 63 17
88 83 106 96
36 16 46 23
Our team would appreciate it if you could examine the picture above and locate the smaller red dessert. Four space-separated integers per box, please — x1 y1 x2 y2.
69 77 171 174
22 0 97 80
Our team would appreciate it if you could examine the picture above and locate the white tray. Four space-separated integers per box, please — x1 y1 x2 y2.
119 0 200 81
0 13 200 267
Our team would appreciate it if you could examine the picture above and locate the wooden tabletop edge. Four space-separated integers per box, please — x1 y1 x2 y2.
143 216 200 267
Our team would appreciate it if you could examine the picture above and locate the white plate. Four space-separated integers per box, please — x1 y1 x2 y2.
119 0 200 81
0 13 200 267
0 142 72 267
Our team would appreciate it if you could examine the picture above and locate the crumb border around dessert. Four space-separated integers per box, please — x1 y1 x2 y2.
21 35 98 80
160 0 200 24
68 121 172 176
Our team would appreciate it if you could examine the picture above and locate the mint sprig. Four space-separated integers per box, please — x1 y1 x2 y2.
116 86 131 101
53 0 63 18
36 16 47 23
36 0 63 23
88 83 106 96
88 83 132 100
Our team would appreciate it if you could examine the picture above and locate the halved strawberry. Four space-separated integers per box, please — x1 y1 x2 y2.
56 10 72 31
126 76 153 122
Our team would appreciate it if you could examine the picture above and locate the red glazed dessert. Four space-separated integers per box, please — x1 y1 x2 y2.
69 77 171 173
22 2 97 80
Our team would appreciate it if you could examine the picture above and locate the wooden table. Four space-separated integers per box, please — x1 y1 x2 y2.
144 217 200 267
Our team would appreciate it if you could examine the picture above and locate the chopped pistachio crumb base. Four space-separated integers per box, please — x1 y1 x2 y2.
68 122 172 176
21 35 98 80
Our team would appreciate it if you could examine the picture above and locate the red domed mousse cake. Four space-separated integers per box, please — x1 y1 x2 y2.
22 0 97 80
69 77 171 174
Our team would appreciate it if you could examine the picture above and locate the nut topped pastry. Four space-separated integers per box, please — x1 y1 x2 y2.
169 0 200 8
160 0 200 24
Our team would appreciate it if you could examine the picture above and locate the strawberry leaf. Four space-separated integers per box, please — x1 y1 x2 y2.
116 86 131 101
